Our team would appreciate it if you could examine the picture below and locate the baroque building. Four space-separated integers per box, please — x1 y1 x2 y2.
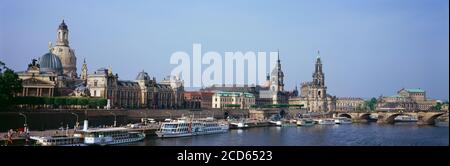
203 51 289 106
50 20 77 78
212 92 256 109
291 52 336 112
17 20 84 97
376 88 438 111
86 69 184 109
335 97 365 112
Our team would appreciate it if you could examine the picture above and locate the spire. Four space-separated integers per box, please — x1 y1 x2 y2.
277 49 280 62
317 50 321 59
83 58 86 64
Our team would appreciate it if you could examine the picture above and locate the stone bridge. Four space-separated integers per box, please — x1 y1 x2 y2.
333 111 448 125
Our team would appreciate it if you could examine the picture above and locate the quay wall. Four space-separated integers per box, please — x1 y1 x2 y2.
0 109 249 132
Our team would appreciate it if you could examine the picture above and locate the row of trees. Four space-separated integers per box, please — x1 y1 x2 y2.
14 96 107 109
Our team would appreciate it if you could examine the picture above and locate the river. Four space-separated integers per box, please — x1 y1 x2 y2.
129 122 449 146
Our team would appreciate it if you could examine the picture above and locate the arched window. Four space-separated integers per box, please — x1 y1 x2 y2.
318 91 321 97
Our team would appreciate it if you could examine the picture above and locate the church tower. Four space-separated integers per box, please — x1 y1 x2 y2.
270 50 284 92
81 58 88 82
313 51 325 87
56 20 69 46
51 20 77 78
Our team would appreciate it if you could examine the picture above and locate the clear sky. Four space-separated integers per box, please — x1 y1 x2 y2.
0 0 448 100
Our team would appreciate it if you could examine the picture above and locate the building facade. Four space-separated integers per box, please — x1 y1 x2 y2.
86 69 184 109
335 97 365 112
295 53 336 112
212 92 255 109
377 88 437 111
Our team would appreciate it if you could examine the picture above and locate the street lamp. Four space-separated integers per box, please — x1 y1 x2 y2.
18 113 27 134
108 111 117 127
70 112 79 130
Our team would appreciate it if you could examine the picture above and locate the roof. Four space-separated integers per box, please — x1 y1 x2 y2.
136 70 151 80
215 91 254 98
405 88 425 93
39 52 63 74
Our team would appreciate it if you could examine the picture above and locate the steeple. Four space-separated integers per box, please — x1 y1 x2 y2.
56 19 69 46
81 58 88 81
270 49 284 92
313 50 324 87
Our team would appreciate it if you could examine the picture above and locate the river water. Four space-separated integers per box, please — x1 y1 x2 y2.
130 122 449 146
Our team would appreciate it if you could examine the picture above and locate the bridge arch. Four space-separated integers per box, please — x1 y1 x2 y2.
384 113 406 124
338 113 352 119
422 113 446 125
359 113 372 120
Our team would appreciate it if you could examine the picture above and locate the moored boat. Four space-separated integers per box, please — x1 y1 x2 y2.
83 127 145 146
30 135 85 146
156 117 229 138
297 118 315 126
315 118 335 125
334 117 352 124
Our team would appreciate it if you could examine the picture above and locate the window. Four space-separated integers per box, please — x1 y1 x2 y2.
94 90 97 96
94 80 98 87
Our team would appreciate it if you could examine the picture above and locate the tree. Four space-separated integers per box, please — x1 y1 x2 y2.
77 98 89 108
54 97 66 108
365 97 377 111
0 61 23 109
434 102 443 111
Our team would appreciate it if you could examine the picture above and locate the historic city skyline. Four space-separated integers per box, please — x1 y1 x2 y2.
1 0 448 100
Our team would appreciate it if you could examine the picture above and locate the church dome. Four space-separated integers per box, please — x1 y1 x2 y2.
39 52 63 74
136 70 151 80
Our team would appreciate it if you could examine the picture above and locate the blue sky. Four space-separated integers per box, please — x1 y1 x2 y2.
0 0 448 100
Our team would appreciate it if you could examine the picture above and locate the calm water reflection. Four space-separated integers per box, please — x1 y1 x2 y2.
128 122 449 146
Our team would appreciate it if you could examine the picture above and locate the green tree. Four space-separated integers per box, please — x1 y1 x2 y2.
365 97 377 111
54 97 66 108
97 98 107 107
434 102 443 111
77 98 89 107
0 61 23 109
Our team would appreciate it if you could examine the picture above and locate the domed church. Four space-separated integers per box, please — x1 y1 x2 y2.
16 20 82 97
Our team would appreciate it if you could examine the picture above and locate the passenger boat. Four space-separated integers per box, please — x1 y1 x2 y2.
30 135 85 146
83 127 145 146
315 118 335 125
296 118 315 126
156 117 229 138
334 117 352 124
394 115 418 122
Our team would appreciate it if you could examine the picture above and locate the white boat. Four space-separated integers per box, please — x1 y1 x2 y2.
230 122 249 128
269 120 283 126
394 115 418 122
315 118 335 125
296 119 315 126
156 117 229 138
30 135 85 146
83 127 145 146
334 117 352 124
